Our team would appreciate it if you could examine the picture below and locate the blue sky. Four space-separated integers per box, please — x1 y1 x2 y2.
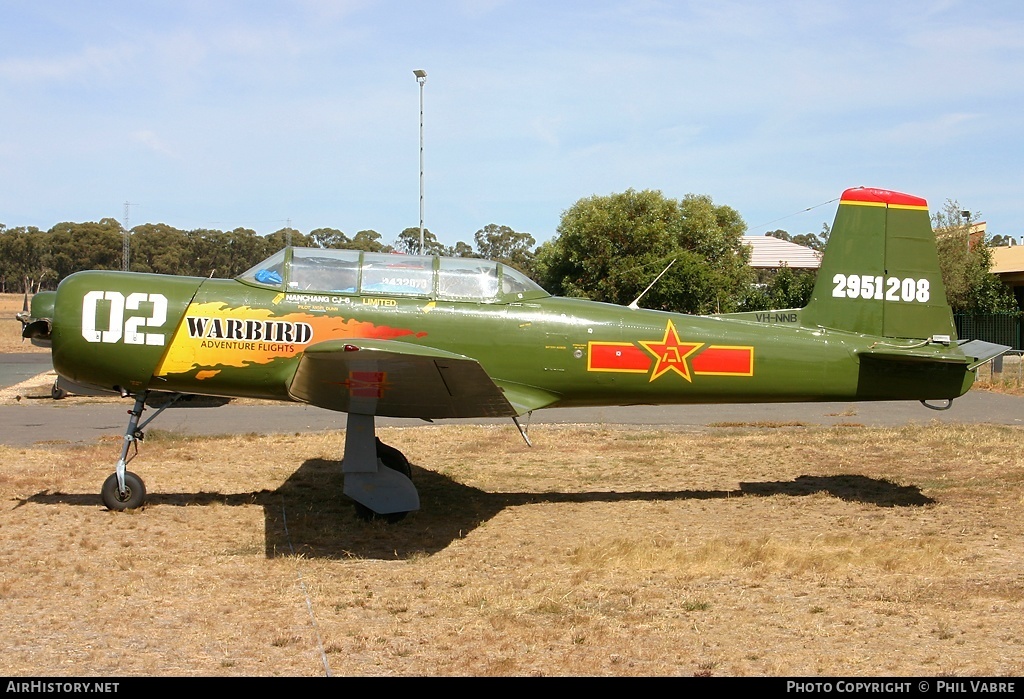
2 0 1023 250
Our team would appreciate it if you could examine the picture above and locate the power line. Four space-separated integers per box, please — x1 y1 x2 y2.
751 197 840 232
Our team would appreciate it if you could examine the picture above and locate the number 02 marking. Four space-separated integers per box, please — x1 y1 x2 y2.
82 291 168 345
832 274 930 303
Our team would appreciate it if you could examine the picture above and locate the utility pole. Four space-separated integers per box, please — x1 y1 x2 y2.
414 69 427 255
122 201 131 272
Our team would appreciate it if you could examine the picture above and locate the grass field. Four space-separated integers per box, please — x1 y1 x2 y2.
1 422 1023 676
1 293 1023 676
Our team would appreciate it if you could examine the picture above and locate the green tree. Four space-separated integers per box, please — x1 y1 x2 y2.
766 228 828 251
266 227 308 253
473 224 536 271
347 230 390 252
932 199 1016 313
225 228 273 276
45 219 122 280
0 225 48 292
535 189 753 314
741 266 818 311
447 241 475 258
396 227 445 255
791 231 828 251
131 223 189 275
186 229 231 278
309 227 350 249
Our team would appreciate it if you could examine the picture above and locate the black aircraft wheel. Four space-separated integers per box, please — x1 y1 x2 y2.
355 440 412 524
51 381 67 400
375 437 411 478
101 471 147 511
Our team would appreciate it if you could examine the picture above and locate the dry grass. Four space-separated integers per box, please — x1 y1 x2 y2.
1 293 49 354
0 423 1023 676
974 354 1024 396
975 376 1024 397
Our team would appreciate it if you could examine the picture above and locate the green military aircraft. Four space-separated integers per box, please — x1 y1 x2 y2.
18 187 1007 521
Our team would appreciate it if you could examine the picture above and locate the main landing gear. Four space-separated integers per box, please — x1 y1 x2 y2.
342 413 419 522
99 393 420 522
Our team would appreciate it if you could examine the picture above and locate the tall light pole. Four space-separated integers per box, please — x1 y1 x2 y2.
122 201 131 272
414 69 427 255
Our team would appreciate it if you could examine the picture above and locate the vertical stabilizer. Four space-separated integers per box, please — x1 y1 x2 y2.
801 187 956 340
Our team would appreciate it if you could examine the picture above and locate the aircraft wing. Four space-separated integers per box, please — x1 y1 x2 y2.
287 339 558 419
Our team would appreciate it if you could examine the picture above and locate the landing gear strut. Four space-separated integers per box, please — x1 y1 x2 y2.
101 391 181 511
342 413 419 522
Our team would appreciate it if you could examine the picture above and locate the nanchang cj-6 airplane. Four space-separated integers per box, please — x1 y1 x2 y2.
18 187 1007 521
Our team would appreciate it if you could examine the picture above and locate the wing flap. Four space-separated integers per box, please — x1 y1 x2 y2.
288 339 522 418
492 380 562 415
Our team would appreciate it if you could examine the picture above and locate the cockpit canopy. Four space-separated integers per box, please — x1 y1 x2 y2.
238 247 550 303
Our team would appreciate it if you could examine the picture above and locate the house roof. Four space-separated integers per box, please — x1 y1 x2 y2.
990 245 1024 285
742 236 822 269
990 245 1024 274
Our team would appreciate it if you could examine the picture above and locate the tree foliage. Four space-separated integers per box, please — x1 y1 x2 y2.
0 225 49 293
473 224 536 272
308 227 349 249
766 227 828 251
0 200 547 292
931 199 1017 313
741 267 817 311
348 230 390 252
396 227 445 256
47 219 123 279
534 189 754 314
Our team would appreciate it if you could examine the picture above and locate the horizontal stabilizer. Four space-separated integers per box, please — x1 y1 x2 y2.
855 347 970 365
958 340 1011 370
855 339 1010 368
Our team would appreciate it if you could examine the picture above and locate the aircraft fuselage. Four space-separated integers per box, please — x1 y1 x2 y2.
49 269 973 412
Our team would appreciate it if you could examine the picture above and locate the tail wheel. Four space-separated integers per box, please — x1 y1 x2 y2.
101 471 146 511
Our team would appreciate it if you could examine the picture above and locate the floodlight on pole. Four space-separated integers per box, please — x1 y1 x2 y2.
414 69 427 255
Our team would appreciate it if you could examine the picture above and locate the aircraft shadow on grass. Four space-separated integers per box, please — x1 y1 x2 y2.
20 459 935 560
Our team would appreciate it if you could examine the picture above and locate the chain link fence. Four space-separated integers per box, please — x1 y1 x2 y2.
954 313 1022 351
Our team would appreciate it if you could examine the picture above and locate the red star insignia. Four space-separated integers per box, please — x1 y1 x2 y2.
339 371 389 398
638 320 703 382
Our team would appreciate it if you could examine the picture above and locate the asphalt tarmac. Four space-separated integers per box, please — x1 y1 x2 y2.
1 353 1022 446
0 352 52 388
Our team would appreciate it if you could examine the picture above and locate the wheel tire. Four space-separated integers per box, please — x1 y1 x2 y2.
101 471 146 511
51 381 67 400
354 440 412 523
375 437 411 478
